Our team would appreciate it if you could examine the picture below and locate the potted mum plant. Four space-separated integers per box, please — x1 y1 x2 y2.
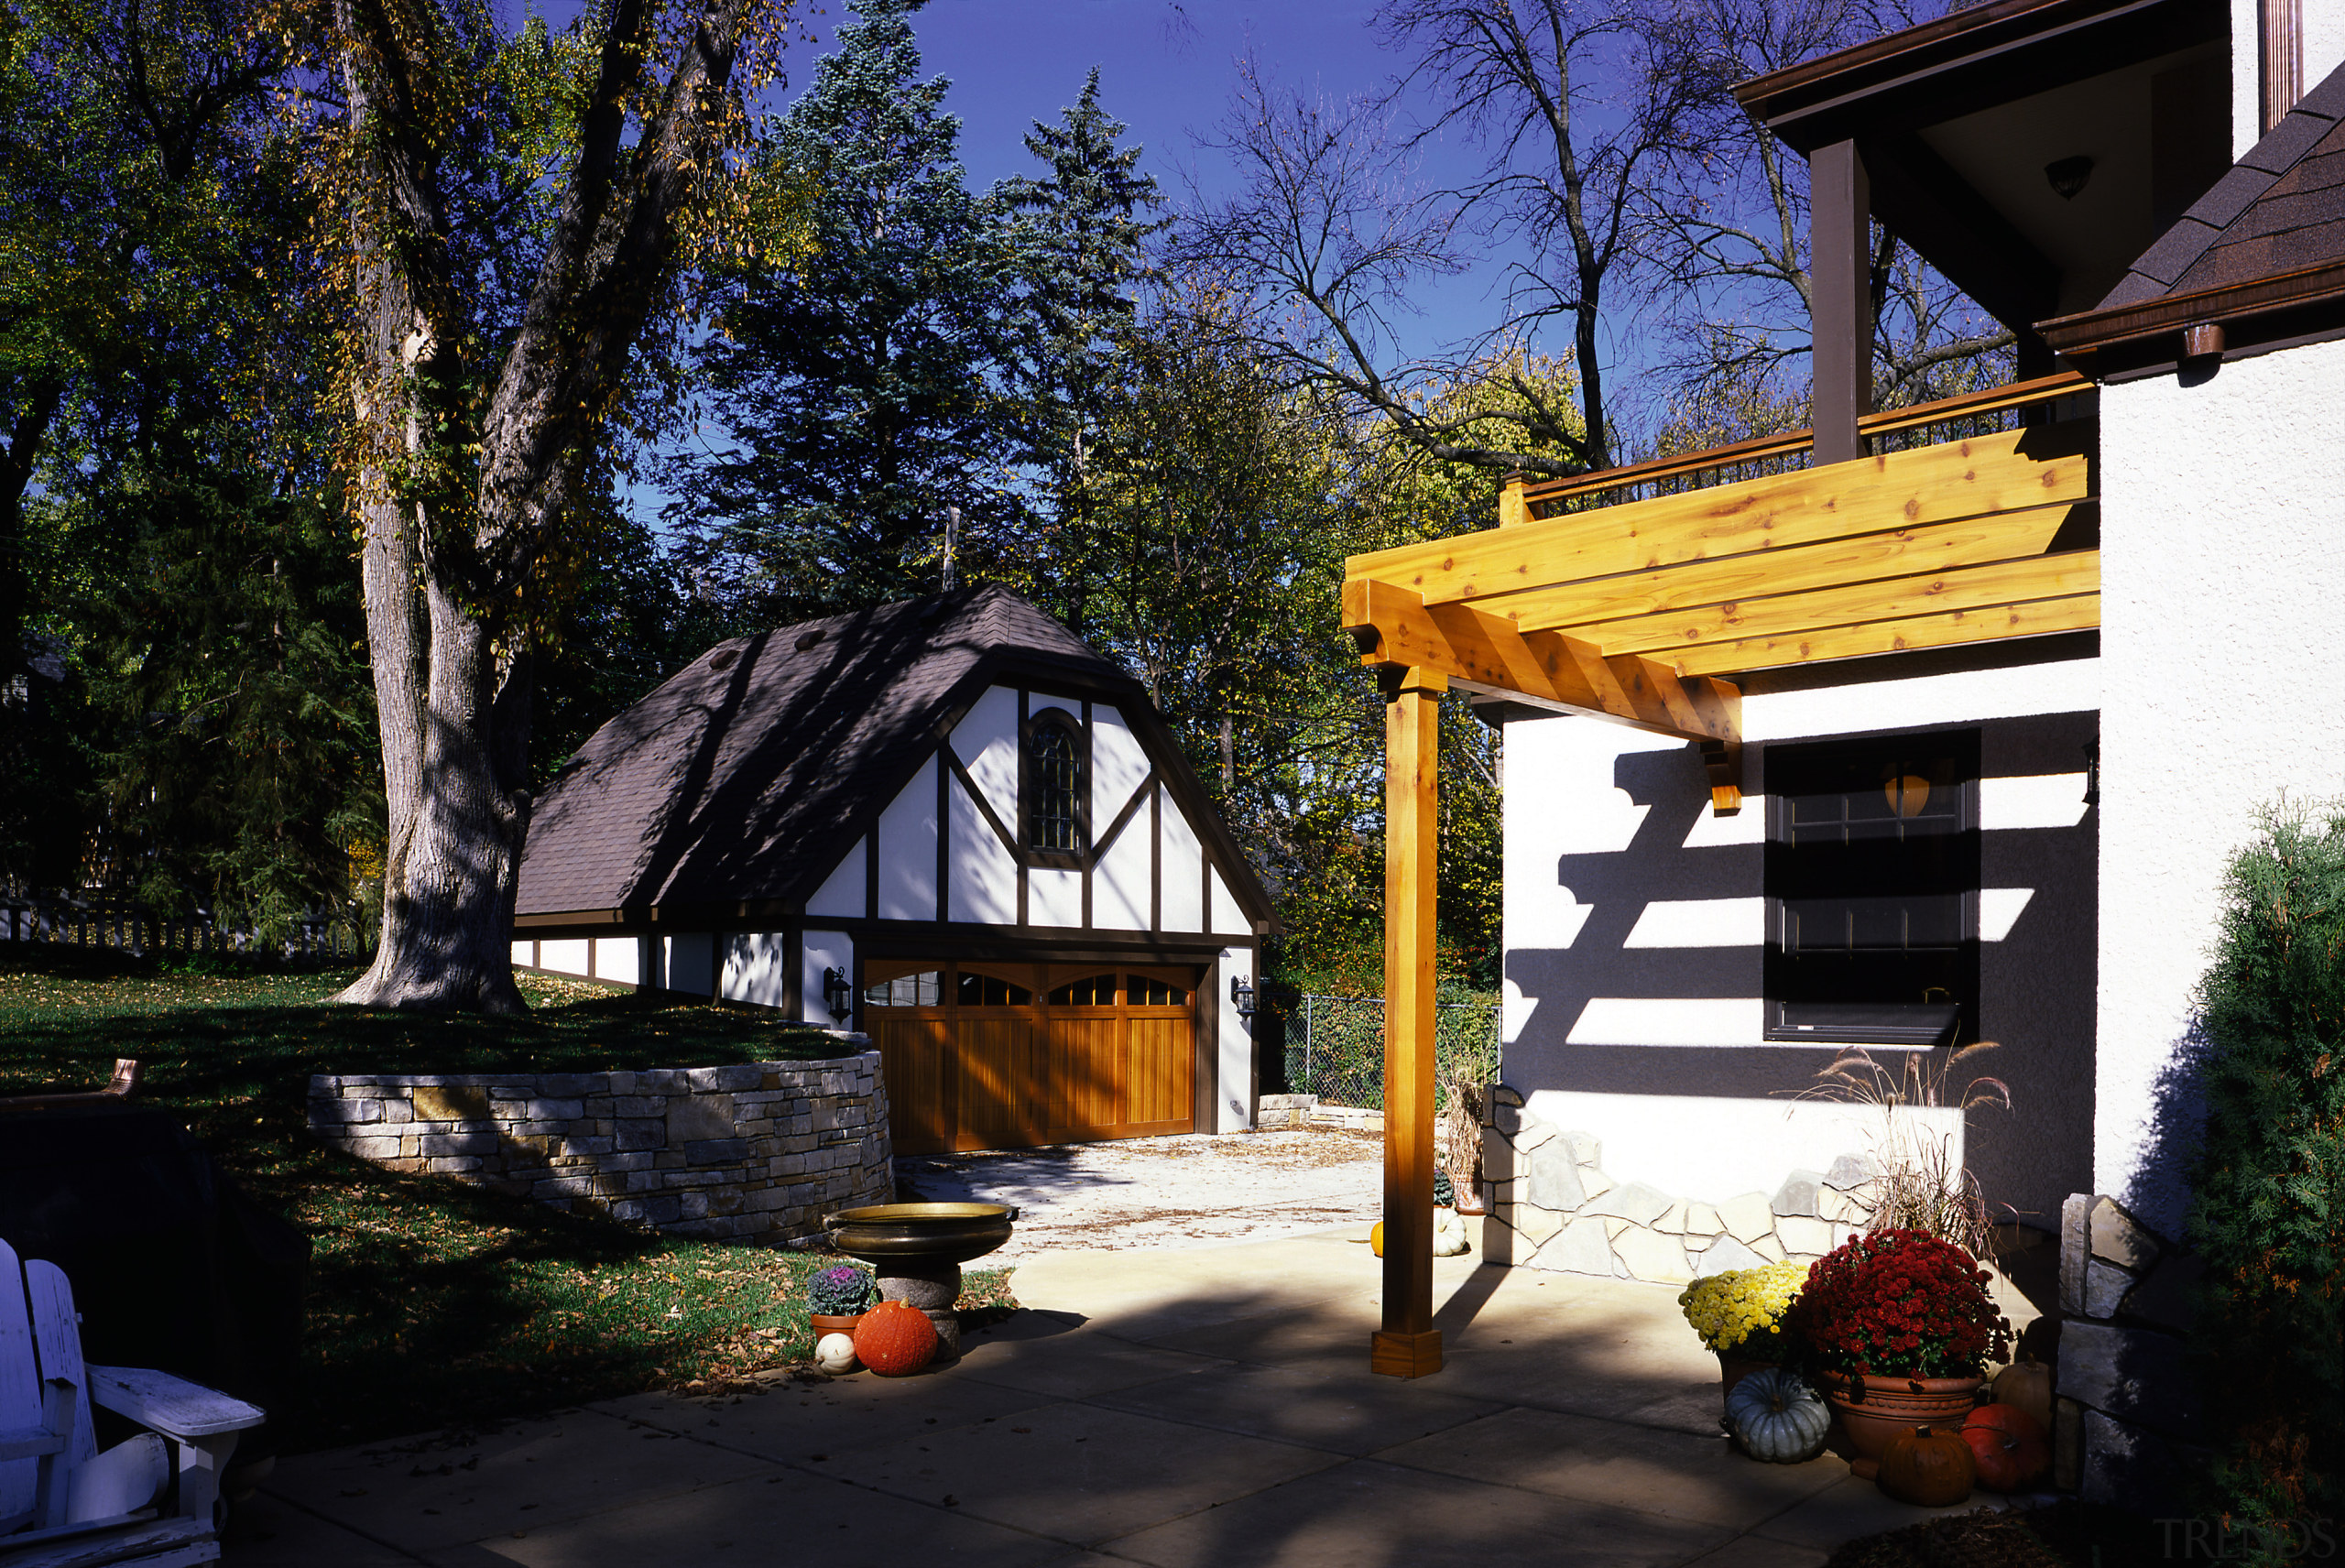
1677 1260 1806 1412
807 1264 875 1335
1784 1229 2012 1460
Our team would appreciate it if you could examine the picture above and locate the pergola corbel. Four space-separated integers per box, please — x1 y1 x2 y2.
1339 373 2098 1377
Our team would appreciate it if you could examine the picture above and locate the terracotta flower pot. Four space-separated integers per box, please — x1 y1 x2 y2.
810 1312 866 1336
1816 1371 1984 1459
1718 1352 1777 1415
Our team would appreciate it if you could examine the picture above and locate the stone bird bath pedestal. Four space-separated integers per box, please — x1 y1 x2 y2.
823 1203 1019 1360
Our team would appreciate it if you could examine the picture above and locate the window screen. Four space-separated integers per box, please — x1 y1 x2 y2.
1027 715 1084 854
862 971 942 1007
1764 735 1979 1047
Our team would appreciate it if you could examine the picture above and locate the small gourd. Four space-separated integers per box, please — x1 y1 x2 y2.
1725 1367 1830 1463
1991 1355 2054 1432
852 1299 939 1377
814 1332 858 1375
1877 1424 1976 1507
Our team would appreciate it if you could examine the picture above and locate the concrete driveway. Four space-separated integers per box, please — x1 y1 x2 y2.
229 1222 2034 1568
891 1128 1387 1258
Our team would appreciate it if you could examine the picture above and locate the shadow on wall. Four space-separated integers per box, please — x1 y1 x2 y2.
1502 713 2099 1229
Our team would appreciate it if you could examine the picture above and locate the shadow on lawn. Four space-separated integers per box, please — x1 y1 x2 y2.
0 952 892 1453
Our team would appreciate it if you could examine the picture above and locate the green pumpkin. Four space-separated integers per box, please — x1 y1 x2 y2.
1727 1367 1831 1463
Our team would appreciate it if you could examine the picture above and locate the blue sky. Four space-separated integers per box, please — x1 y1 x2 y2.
813 0 1519 360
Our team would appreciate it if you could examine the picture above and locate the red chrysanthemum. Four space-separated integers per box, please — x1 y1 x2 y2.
1783 1229 2012 1379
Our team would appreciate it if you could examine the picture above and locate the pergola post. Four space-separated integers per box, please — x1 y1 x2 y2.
1810 138 1873 465
1372 664 1445 1379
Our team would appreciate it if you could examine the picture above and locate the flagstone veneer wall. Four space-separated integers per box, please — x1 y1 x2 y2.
1479 1100 1882 1282
307 1051 891 1244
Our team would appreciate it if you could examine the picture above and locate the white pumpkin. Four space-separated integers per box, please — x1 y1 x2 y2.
814 1332 859 1375
1726 1367 1830 1463
1432 1210 1471 1257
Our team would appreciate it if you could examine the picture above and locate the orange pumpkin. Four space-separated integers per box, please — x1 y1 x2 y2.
1877 1424 1975 1507
1961 1403 2052 1492
852 1300 938 1377
1991 1356 2055 1432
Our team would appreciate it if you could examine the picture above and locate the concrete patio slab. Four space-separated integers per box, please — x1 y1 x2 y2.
261 1405 769 1554
820 1396 1347 1546
454 1465 1077 1568
589 1373 1054 1463
1374 1405 1846 1528
245 1222 2049 1568
1096 1455 1736 1568
1088 1360 1506 1455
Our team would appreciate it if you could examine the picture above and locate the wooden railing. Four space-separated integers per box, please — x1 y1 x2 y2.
1523 372 2093 517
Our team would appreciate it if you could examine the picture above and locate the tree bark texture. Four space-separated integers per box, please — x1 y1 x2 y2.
333 0 754 1011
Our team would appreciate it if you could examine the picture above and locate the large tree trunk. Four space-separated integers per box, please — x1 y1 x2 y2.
326 0 755 1011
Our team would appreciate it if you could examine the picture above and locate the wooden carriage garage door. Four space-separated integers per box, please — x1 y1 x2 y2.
863 962 1198 1154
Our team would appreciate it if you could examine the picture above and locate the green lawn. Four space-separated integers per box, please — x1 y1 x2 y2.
0 950 1009 1451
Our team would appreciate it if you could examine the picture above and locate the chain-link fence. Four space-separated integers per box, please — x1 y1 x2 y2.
1275 992 1500 1114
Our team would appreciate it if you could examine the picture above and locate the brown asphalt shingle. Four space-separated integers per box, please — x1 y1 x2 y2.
515 586 1129 919
2094 59 2345 310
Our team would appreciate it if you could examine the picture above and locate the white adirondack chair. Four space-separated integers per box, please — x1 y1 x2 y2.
1 1236 264 1568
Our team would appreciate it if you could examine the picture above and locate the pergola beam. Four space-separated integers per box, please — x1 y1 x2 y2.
1342 580 1737 746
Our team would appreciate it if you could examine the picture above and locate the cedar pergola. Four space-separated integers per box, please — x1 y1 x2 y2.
1338 374 2098 1377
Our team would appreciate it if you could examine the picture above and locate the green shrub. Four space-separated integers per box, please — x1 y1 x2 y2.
2189 801 2345 1541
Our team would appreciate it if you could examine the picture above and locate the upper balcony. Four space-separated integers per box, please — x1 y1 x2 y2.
1339 374 2100 805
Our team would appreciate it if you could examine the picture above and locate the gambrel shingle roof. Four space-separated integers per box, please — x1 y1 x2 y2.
515 586 1271 929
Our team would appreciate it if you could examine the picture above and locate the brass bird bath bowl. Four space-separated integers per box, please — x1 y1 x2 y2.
823 1202 1020 1360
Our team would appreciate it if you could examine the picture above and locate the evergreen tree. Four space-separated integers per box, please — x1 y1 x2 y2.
996 69 1161 593
679 0 1020 618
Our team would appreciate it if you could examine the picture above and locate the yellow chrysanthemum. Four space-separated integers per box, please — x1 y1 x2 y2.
1675 1261 1806 1352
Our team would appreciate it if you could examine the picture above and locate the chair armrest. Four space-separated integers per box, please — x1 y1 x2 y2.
85 1367 264 1440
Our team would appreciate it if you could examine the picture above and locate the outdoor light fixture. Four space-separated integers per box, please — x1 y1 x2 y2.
822 965 854 1022
1230 975 1258 1019
2084 738 2100 807
2045 155 2094 200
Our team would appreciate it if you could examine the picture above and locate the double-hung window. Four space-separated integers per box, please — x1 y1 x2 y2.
1763 733 1980 1047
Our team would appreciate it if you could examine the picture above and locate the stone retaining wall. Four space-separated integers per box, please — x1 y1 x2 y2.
307 1050 892 1244
1480 1098 1882 1284
2055 1192 2201 1508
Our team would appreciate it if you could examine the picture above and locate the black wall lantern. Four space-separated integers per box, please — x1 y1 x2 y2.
821 965 854 1023
1230 975 1257 1019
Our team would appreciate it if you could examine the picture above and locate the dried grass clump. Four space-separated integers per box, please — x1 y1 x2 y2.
1800 1042 2010 1261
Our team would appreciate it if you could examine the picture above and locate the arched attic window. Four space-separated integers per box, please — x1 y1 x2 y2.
1023 708 1086 861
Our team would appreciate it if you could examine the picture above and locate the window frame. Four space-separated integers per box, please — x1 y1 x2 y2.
1761 730 1981 1049
1019 705 1089 867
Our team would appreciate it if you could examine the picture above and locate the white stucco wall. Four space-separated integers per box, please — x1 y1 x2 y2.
876 757 939 922
1161 786 1204 932
946 778 1018 924
952 685 1020 822
1216 947 1255 1132
2098 337 2345 1236
806 836 866 920
1094 808 1151 931
722 931 790 1008
1502 656 2101 1220
2232 0 2345 158
802 930 853 1027
661 933 714 997
594 937 640 985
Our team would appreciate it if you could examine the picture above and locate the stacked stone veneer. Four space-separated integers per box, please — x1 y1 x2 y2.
2055 1192 2202 1508
1480 1101 1884 1283
307 1051 892 1244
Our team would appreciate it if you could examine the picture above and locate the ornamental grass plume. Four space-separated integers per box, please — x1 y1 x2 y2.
1677 1260 1807 1359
